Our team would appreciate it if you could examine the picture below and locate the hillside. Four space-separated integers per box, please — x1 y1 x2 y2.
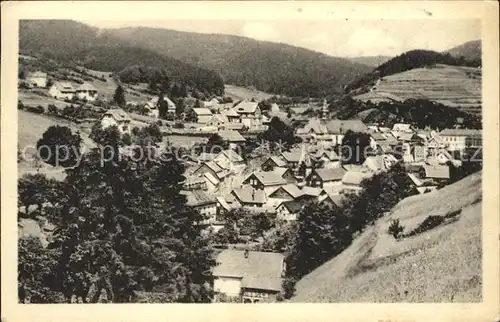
102 27 372 97
290 171 482 302
353 64 482 114
348 55 391 67
345 49 481 95
19 20 225 95
445 40 481 62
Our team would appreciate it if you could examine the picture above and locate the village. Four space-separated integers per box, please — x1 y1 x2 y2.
17 67 483 303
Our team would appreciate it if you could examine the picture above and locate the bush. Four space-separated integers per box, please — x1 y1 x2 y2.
388 219 405 239
47 104 58 115
405 215 444 237
26 105 45 114
173 122 184 129
281 277 297 300
18 100 24 110
122 133 132 146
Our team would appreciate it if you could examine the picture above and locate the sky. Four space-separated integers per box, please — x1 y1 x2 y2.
81 19 481 58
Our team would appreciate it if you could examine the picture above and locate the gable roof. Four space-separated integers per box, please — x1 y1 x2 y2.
342 171 373 186
273 167 292 178
222 108 241 118
103 109 131 122
53 82 75 92
192 108 213 116
218 130 246 142
213 250 284 291
200 160 223 174
264 156 287 168
370 132 387 141
215 150 244 163
208 114 229 124
234 101 259 114
363 155 387 172
311 168 346 182
269 183 303 199
180 189 217 207
313 149 340 161
76 82 98 91
246 170 287 186
392 123 412 132
231 186 267 204
279 199 309 214
319 193 345 208
423 164 450 179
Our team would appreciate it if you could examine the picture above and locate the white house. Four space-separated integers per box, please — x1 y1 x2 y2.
213 150 245 172
233 101 262 128
181 190 218 225
213 250 286 303
193 108 213 124
438 129 482 151
48 82 75 100
75 82 98 101
101 109 132 135
26 71 47 88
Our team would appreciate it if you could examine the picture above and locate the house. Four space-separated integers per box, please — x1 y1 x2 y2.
75 82 98 101
233 101 262 128
230 186 267 208
392 123 412 132
311 149 341 168
273 167 296 182
206 114 229 128
145 95 176 115
213 150 245 172
220 123 248 132
218 130 246 150
318 193 345 210
296 118 368 146
48 82 75 100
193 161 231 191
407 172 438 194
193 108 214 124
213 250 285 303
438 129 482 151
305 168 346 188
261 156 287 171
221 108 242 123
362 155 394 172
419 164 450 183
26 71 47 88
276 197 315 222
341 171 373 193
181 190 218 225
101 109 132 134
242 170 288 196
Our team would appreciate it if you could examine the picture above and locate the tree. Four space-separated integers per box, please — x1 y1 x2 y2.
340 130 371 165
148 78 157 92
175 98 185 116
113 85 126 107
202 134 227 154
258 117 300 149
213 224 239 244
158 91 169 119
184 108 198 123
36 125 82 168
47 104 58 115
18 173 61 215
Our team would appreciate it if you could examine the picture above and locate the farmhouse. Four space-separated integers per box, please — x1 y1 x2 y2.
48 82 75 100
75 82 98 102
101 109 131 134
306 168 346 188
276 197 315 222
213 150 245 172
193 161 231 191
26 71 47 88
230 186 267 208
218 130 246 150
181 190 218 225
242 170 288 196
261 156 287 171
193 108 214 124
213 250 286 303
233 101 262 128
341 171 374 193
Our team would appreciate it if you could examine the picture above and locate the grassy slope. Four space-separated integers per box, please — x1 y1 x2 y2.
290 171 482 302
445 40 481 62
224 85 273 102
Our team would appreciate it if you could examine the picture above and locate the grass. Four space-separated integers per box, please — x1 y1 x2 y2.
224 84 272 101
290 171 482 302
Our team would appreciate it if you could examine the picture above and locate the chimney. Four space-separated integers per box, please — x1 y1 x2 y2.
244 249 249 258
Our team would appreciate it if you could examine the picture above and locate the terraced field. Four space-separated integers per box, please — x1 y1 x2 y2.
354 64 482 114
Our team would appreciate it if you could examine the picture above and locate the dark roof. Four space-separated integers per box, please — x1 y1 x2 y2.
269 183 303 199
264 156 287 168
213 250 284 292
279 199 307 213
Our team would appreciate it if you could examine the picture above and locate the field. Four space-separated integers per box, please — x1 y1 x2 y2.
354 64 482 114
224 84 273 101
290 171 482 302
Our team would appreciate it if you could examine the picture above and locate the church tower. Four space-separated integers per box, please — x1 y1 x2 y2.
321 98 329 120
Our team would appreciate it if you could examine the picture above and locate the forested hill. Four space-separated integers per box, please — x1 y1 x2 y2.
19 20 225 95
345 49 481 94
445 40 481 62
102 27 373 97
